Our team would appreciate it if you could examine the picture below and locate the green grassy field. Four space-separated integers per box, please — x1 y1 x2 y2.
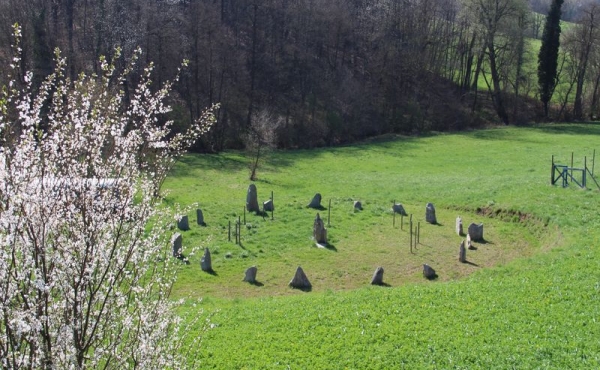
163 124 600 368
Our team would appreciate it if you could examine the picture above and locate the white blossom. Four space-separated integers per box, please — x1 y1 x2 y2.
0 27 216 369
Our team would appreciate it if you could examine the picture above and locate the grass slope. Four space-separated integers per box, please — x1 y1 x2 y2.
164 124 600 368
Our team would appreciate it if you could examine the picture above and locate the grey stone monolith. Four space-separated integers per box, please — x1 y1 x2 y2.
246 184 260 213
459 240 466 263
371 266 384 285
392 203 408 216
196 208 205 226
423 264 436 279
425 203 437 224
243 266 258 283
313 213 327 245
263 199 274 212
354 201 362 211
289 266 311 289
456 216 463 236
177 215 190 231
468 223 484 241
172 233 182 257
308 193 322 209
201 248 212 272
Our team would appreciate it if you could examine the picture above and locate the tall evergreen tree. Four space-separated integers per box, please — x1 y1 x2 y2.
538 0 564 118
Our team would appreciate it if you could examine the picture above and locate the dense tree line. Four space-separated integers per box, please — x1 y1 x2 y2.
1 0 600 150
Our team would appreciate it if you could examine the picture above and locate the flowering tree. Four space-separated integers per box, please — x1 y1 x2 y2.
0 26 215 369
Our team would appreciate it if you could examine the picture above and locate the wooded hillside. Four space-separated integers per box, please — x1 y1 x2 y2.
1 0 600 150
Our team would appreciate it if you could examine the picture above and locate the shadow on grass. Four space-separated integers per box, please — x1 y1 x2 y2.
176 254 191 265
290 286 312 292
464 260 480 267
531 122 600 137
203 269 218 276
316 242 337 251
247 280 264 287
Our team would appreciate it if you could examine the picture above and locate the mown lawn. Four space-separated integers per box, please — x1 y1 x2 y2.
163 123 600 368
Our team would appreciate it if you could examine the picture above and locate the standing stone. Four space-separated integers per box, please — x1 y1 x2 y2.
246 184 260 213
423 264 436 279
171 233 182 257
308 193 322 209
263 199 274 212
392 203 408 216
200 248 212 272
371 266 384 285
456 216 463 236
425 203 437 224
196 208 205 226
243 266 258 283
354 201 363 211
177 215 190 231
289 266 311 289
467 233 476 250
468 223 484 241
313 213 328 245
459 240 467 263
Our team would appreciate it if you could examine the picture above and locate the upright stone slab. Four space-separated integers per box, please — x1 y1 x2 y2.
289 266 311 289
425 203 437 224
263 199 274 212
371 266 384 285
200 248 212 272
313 213 328 245
246 184 260 213
392 203 408 216
423 264 436 280
177 215 190 231
468 222 484 241
196 208 205 226
467 233 476 250
308 193 322 209
354 201 363 211
456 216 463 236
243 266 258 283
459 240 466 263
171 233 182 257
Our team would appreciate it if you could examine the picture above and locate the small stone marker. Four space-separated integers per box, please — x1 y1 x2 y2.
467 233 476 250
289 266 311 289
246 184 260 213
425 203 437 224
456 216 463 236
243 266 258 283
263 199 274 212
459 240 466 263
177 215 190 231
423 264 436 279
313 213 328 245
354 201 362 211
308 193 322 209
172 233 182 257
200 248 212 272
371 266 384 285
468 222 484 241
392 203 408 216
196 208 205 226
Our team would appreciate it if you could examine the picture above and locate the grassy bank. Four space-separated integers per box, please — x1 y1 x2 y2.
164 123 600 368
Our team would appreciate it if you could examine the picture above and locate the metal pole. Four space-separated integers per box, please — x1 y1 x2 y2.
584 156 587 188
409 214 413 253
328 199 331 227
593 149 596 177
238 216 241 244
417 222 420 245
271 191 274 220
243 207 246 225
551 155 554 185
571 152 574 179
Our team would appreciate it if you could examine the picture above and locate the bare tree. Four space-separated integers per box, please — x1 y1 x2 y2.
246 108 281 181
